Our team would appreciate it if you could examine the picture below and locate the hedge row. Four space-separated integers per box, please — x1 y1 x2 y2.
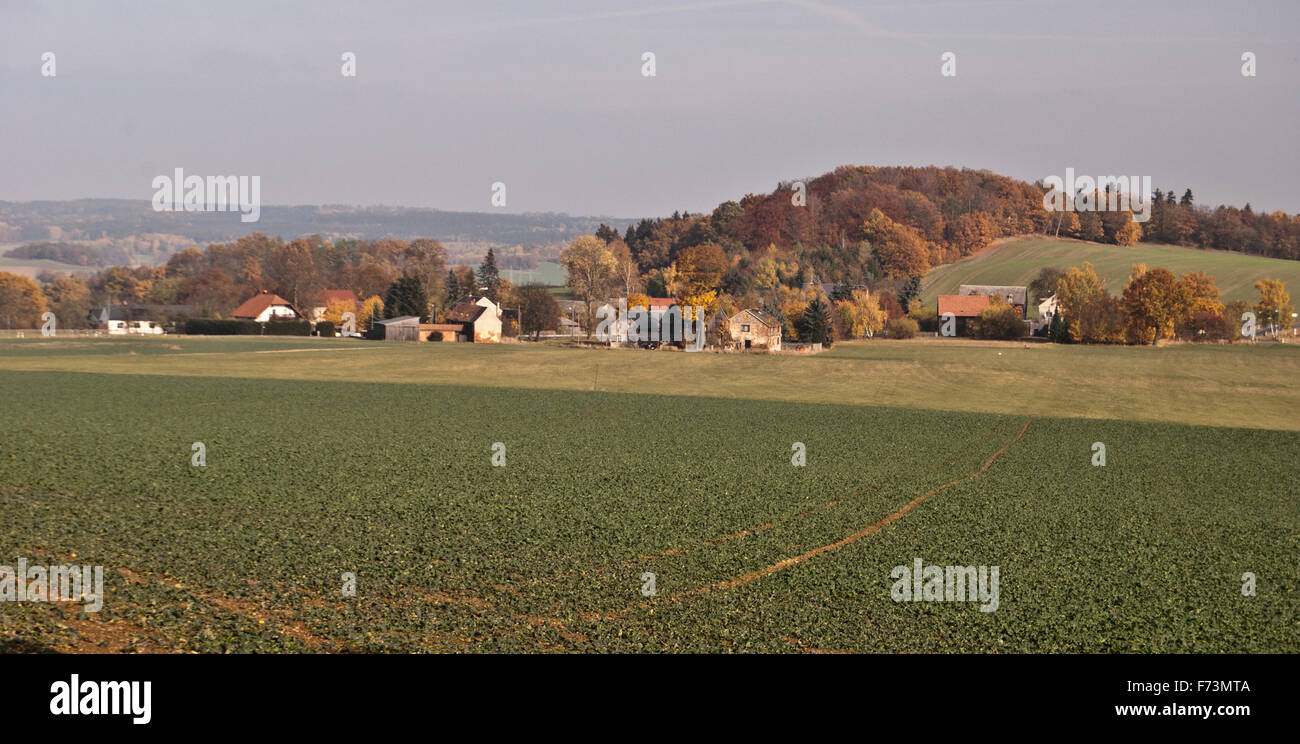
184 319 311 336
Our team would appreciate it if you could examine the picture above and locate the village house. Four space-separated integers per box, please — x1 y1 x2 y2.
1032 293 1060 334
958 285 1028 317
728 309 782 350
445 296 503 343
231 291 301 322
89 304 195 331
937 294 991 336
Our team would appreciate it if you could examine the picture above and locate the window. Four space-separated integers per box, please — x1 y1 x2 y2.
741 324 750 332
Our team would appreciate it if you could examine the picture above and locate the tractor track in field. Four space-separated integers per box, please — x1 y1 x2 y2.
669 419 1031 601
509 422 1002 592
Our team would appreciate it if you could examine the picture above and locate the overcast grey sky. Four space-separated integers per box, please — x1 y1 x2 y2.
2 0 1297 217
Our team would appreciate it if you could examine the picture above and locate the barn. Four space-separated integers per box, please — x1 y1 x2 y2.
958 285 1028 317
370 315 421 341
937 294 990 336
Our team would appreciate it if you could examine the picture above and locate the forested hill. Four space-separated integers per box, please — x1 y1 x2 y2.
612 165 1299 293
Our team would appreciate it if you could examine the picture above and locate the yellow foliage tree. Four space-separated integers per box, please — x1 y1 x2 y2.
0 271 49 329
1254 278 1294 332
359 295 385 330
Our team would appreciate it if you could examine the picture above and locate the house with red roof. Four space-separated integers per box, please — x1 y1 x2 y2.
231 291 301 322
937 294 990 336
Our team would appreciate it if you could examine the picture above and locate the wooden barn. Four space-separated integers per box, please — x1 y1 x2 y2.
370 315 421 341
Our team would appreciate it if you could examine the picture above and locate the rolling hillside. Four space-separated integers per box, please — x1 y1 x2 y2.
920 236 1300 313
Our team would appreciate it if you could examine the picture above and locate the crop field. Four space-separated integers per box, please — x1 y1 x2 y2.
920 236 1300 312
1 337 1296 653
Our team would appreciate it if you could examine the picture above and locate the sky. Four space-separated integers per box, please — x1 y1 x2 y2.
1 0 1297 218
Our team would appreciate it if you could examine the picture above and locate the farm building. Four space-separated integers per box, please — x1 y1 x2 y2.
446 296 503 343
311 289 358 322
937 294 991 336
728 309 782 350
370 315 421 341
231 291 301 322
1032 293 1060 333
89 303 195 329
958 285 1027 317
420 323 462 342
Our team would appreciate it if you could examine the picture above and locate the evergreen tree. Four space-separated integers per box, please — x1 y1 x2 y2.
595 224 619 243
445 270 461 306
797 296 835 347
477 249 501 302
383 273 430 321
898 275 921 312
1180 189 1194 207
1047 311 1063 342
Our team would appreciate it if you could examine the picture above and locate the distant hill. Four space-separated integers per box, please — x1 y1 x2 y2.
920 236 1300 313
0 199 635 266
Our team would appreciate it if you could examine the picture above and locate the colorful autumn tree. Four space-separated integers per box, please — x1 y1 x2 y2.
1122 266 1189 344
0 272 49 329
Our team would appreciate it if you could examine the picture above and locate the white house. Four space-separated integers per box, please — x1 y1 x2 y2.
231 292 301 322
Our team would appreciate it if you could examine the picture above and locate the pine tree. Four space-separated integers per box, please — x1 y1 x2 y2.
898 276 921 312
445 270 461 306
477 249 501 302
1180 189 1194 207
1047 311 1063 342
797 297 835 347
383 274 430 321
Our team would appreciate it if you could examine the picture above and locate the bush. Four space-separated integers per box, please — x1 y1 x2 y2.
263 320 311 336
907 305 938 332
971 299 1025 339
184 319 310 336
885 317 918 338
428 331 443 342
316 321 336 337
185 319 260 335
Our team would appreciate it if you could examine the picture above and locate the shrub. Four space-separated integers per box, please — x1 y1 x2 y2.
185 319 260 335
428 331 443 342
316 321 336 337
885 317 918 338
907 304 938 332
264 320 310 336
971 297 1025 339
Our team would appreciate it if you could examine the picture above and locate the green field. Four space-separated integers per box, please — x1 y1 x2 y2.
920 237 1300 313
0 337 1296 653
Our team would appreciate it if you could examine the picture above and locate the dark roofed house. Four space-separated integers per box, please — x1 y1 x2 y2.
90 304 195 327
446 296 503 343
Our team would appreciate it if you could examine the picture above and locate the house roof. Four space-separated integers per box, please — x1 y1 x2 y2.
422 323 462 332
959 285 1027 306
446 302 487 323
731 309 780 328
938 294 991 317
95 304 195 321
647 297 676 308
376 315 420 325
232 292 297 319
